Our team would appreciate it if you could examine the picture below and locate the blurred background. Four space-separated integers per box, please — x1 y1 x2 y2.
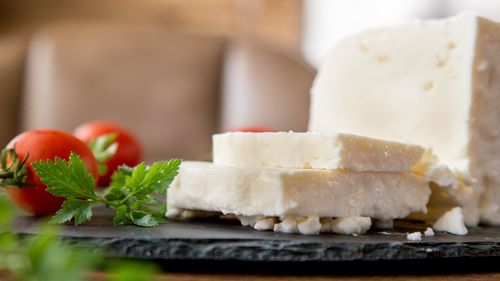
0 0 497 162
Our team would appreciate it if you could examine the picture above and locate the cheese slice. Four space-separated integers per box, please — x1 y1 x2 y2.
309 13 500 226
166 161 431 220
213 132 425 172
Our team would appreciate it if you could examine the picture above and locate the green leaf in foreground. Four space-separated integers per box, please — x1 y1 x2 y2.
33 153 98 199
50 199 93 225
33 153 181 227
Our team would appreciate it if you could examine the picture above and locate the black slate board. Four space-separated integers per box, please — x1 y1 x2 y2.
11 213 500 263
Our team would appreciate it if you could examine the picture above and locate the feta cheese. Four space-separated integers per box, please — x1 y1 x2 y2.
237 215 261 227
424 227 435 236
253 218 275 231
167 161 431 220
407 231 422 241
330 217 372 235
274 217 301 233
213 132 425 172
309 13 500 226
297 216 321 235
433 207 468 235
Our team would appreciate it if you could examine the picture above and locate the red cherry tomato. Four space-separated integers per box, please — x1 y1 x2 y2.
4 130 99 216
230 126 274 133
74 121 142 187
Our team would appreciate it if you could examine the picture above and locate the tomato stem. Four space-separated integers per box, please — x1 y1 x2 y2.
0 148 29 188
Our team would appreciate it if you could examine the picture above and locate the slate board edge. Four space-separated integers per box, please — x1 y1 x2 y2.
60 236 500 262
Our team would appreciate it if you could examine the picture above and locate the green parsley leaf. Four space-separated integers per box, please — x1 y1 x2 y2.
33 153 97 200
34 153 181 227
125 160 181 197
113 205 129 226
50 199 93 225
129 211 158 227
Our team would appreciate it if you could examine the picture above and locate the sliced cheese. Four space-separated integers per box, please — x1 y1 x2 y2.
167 161 431 220
309 13 500 226
213 132 425 172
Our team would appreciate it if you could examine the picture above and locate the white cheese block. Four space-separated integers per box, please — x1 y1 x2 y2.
213 132 425 172
166 161 431 220
309 13 500 226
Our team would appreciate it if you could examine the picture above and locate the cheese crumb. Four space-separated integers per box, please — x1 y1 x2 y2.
407 231 422 241
298 216 321 235
237 215 261 227
331 217 371 234
433 207 468 235
253 218 275 231
274 217 300 233
424 227 435 236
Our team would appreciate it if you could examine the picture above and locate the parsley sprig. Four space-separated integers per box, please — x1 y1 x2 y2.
32 153 181 227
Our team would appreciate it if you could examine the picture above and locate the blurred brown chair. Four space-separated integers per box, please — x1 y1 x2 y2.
3 24 315 162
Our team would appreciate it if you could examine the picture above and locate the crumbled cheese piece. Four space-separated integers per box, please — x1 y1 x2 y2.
253 218 275 231
407 231 422 241
297 216 321 235
331 217 372 235
274 217 301 233
237 215 261 227
433 207 468 235
424 227 435 236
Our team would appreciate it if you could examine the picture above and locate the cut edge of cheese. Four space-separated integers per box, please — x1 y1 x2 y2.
213 131 425 172
167 161 431 221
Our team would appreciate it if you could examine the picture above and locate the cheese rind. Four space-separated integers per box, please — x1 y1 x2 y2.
166 161 431 220
309 13 500 226
213 132 425 172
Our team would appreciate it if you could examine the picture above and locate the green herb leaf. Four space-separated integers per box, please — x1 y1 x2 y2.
33 153 97 200
50 199 93 225
128 211 158 227
125 160 181 197
34 152 181 227
106 159 180 227
113 205 129 226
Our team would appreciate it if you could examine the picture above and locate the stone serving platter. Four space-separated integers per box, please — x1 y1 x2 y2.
11 212 500 264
